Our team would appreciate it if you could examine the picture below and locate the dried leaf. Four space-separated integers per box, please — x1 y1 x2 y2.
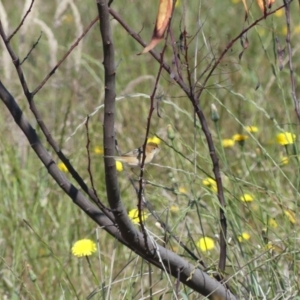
257 0 276 14
140 0 173 54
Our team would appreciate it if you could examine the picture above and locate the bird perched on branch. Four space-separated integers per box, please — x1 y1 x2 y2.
112 142 160 167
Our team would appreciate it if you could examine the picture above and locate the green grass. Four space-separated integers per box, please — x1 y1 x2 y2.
1 0 300 299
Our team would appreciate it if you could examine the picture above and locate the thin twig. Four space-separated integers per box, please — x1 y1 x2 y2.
85 116 110 211
7 0 35 42
20 31 42 65
32 16 99 96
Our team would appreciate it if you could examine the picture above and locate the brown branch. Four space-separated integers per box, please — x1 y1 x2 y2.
97 0 139 244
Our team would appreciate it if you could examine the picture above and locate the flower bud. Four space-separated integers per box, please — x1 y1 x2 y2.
167 124 175 140
211 104 219 122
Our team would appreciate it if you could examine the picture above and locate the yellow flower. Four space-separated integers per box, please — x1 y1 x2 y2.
222 139 235 148
72 239 97 257
284 209 295 224
58 162 68 173
245 126 258 133
232 134 248 142
147 136 161 145
280 156 289 165
238 232 250 242
240 193 254 202
231 0 241 3
274 9 284 17
175 0 180 7
266 241 275 250
268 218 278 228
128 208 149 224
170 205 179 213
276 132 296 145
178 187 187 194
202 178 217 192
115 161 123 172
94 146 103 154
196 237 215 252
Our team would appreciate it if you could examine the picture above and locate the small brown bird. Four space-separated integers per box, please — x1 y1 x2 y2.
113 142 160 167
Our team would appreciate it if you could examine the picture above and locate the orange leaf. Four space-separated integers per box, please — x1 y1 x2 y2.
141 0 173 54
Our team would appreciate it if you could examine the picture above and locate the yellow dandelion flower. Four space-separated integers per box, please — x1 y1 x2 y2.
280 156 289 165
284 209 295 224
115 161 123 172
72 239 97 257
238 232 251 242
94 146 103 154
268 218 278 228
245 126 258 133
170 205 179 213
276 132 296 145
196 237 215 252
240 193 254 202
274 9 284 17
147 136 161 145
232 134 248 142
222 139 235 148
178 187 187 194
58 162 68 173
202 178 217 192
266 241 275 250
128 208 149 224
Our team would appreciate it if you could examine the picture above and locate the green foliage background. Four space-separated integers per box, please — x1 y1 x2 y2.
1 0 300 299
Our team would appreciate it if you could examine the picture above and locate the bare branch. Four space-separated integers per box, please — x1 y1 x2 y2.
7 0 35 42
32 16 99 96
97 0 139 244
